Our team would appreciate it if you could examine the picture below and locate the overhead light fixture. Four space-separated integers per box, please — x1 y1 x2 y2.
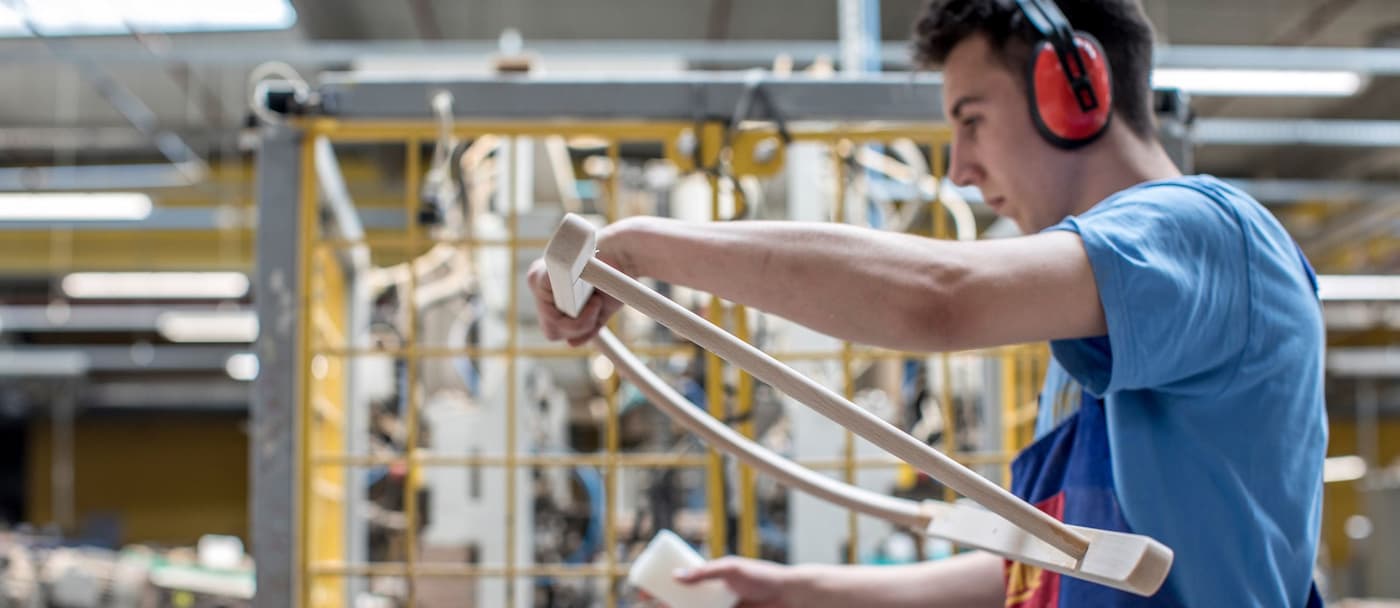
157 311 259 343
1151 68 1362 97
62 272 250 300
0 192 152 221
1318 275 1400 302
1323 455 1366 483
225 353 260 381
0 0 296 37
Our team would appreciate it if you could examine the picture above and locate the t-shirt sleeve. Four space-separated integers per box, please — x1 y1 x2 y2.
1046 189 1251 395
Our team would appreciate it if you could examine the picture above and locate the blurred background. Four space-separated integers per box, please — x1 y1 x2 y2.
0 0 1397 606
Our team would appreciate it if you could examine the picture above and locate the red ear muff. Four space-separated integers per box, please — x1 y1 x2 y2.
1028 33 1113 149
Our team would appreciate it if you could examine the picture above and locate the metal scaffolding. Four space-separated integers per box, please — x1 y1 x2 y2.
253 73 1051 608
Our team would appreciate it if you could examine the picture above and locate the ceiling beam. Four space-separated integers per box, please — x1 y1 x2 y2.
2 40 1398 74
0 162 210 191
314 72 946 121
83 379 249 410
0 345 245 372
1195 118 1400 147
1221 178 1400 204
0 305 251 332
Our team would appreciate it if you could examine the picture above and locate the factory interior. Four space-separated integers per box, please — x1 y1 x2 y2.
0 0 1398 606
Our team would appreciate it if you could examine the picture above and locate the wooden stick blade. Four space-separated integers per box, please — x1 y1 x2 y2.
922 500 1172 597
544 213 597 318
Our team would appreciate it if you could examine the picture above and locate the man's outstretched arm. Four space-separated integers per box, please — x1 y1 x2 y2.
671 551 1006 608
532 217 1105 351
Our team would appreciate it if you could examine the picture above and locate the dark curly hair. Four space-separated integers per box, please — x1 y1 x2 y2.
913 0 1158 139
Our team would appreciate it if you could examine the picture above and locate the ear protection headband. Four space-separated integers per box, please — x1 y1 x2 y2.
1014 0 1113 148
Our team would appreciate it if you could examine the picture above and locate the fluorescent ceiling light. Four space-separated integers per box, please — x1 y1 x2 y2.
1323 455 1366 483
0 192 151 221
157 311 258 343
1151 68 1362 97
63 272 250 300
1318 275 1400 301
0 0 296 37
225 353 259 381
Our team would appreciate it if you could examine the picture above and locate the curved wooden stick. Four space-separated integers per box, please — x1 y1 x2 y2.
580 258 1091 560
594 328 929 529
546 214 1170 596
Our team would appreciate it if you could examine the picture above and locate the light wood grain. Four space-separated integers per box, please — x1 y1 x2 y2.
579 257 1091 560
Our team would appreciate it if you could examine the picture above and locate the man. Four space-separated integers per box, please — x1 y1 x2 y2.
528 0 1326 605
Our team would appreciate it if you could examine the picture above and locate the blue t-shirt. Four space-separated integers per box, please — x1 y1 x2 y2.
1037 175 1326 606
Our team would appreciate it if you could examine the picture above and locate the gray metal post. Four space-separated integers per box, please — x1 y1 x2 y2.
1356 379 1379 598
51 386 76 532
1358 380 1379 483
252 125 304 608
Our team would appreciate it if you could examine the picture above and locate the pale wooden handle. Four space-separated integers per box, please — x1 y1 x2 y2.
581 258 1092 560
594 328 929 530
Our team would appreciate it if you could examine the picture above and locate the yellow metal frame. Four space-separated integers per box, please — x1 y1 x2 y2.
305 245 349 607
293 118 1049 607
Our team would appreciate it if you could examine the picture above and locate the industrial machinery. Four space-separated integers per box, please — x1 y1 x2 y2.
245 69 1180 607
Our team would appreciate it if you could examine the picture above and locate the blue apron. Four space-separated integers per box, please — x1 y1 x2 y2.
1004 180 1326 606
1004 390 1324 607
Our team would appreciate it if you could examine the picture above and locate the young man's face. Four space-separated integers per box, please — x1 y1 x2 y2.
942 33 1078 233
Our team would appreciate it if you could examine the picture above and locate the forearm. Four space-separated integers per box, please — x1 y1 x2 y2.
781 551 1005 608
610 217 971 351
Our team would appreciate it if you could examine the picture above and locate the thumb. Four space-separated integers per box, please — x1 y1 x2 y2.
673 559 741 585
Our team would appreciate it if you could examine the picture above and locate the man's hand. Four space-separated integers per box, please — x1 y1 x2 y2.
527 220 637 346
665 557 797 608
